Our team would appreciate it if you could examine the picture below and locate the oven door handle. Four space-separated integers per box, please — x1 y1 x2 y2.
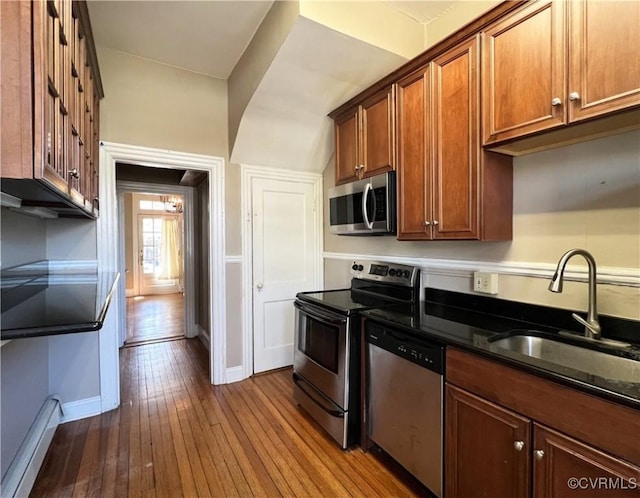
294 300 347 325
293 373 345 418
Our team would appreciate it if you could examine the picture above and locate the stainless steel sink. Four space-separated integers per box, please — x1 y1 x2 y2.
489 335 640 383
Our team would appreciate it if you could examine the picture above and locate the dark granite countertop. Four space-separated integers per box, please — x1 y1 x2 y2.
1 261 120 340
362 288 640 410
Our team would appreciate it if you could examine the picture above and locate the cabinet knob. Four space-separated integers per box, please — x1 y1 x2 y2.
569 92 580 101
70 168 79 179
551 97 562 106
432 220 439 226
424 221 431 226
354 165 359 171
534 450 545 461
514 441 525 452
256 282 264 290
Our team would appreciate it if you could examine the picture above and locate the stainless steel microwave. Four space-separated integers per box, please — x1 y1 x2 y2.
328 172 396 235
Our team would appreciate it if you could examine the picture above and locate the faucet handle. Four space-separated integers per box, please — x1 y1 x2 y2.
572 312 601 338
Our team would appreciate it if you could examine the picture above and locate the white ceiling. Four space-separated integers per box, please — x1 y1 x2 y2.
87 1 457 79
87 0 274 79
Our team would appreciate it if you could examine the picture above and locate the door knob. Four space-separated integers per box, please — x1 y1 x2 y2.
424 221 431 226
514 441 525 451
432 220 439 226
256 282 264 290
569 92 580 101
534 450 545 461
551 97 562 106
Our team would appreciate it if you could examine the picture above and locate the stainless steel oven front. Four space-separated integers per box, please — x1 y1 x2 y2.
292 300 353 447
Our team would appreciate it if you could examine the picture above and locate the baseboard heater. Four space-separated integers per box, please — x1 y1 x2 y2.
1 397 62 497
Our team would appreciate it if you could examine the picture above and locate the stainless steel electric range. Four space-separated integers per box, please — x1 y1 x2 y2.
292 260 420 448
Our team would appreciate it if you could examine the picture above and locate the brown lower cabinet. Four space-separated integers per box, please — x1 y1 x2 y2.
446 385 531 497
446 348 640 498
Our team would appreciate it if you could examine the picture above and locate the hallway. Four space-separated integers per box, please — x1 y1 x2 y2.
31 338 425 497
126 293 184 345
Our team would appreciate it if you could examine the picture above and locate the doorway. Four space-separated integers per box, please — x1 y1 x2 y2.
98 142 225 414
124 192 186 345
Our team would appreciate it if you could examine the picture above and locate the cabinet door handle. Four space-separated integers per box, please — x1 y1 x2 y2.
514 441 525 451
534 450 545 461
569 92 580 101
70 168 79 179
551 97 562 106
424 221 431 226
256 282 264 290
432 220 439 226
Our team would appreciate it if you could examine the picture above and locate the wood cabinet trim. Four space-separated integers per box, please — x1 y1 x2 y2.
447 347 640 466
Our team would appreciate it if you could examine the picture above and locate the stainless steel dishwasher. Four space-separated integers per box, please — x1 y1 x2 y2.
366 320 444 498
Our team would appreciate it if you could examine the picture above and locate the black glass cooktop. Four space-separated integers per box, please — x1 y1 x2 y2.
297 288 415 315
1 262 119 339
297 289 388 314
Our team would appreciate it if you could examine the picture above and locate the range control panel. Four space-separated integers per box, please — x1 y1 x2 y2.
351 260 418 287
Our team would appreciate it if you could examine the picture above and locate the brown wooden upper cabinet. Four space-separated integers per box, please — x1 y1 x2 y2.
482 0 640 147
333 86 395 186
397 36 512 241
1 0 103 218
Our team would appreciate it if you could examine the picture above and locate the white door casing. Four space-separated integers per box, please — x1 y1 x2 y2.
98 143 225 416
241 165 323 377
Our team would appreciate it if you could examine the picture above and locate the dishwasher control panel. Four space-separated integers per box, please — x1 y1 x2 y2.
366 321 444 374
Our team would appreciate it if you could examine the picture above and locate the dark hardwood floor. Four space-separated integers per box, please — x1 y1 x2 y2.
126 293 184 345
31 338 423 497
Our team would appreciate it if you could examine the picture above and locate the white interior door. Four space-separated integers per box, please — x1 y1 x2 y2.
252 177 318 374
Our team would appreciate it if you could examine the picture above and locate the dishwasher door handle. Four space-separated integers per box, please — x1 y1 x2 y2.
293 373 344 418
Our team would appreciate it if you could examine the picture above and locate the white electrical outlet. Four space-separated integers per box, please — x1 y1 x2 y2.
473 272 499 294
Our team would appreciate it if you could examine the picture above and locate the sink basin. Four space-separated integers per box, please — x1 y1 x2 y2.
489 335 640 383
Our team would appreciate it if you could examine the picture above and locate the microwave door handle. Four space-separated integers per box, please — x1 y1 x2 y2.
362 182 373 230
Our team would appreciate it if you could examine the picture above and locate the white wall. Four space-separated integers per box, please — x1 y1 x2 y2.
324 131 640 321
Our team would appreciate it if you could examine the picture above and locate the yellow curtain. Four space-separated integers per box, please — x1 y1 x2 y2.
158 218 181 280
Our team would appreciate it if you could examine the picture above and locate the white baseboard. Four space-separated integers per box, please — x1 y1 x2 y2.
197 325 210 351
61 396 102 424
1 397 62 498
225 366 244 384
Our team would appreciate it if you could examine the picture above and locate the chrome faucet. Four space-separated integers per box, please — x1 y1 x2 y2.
548 249 601 340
